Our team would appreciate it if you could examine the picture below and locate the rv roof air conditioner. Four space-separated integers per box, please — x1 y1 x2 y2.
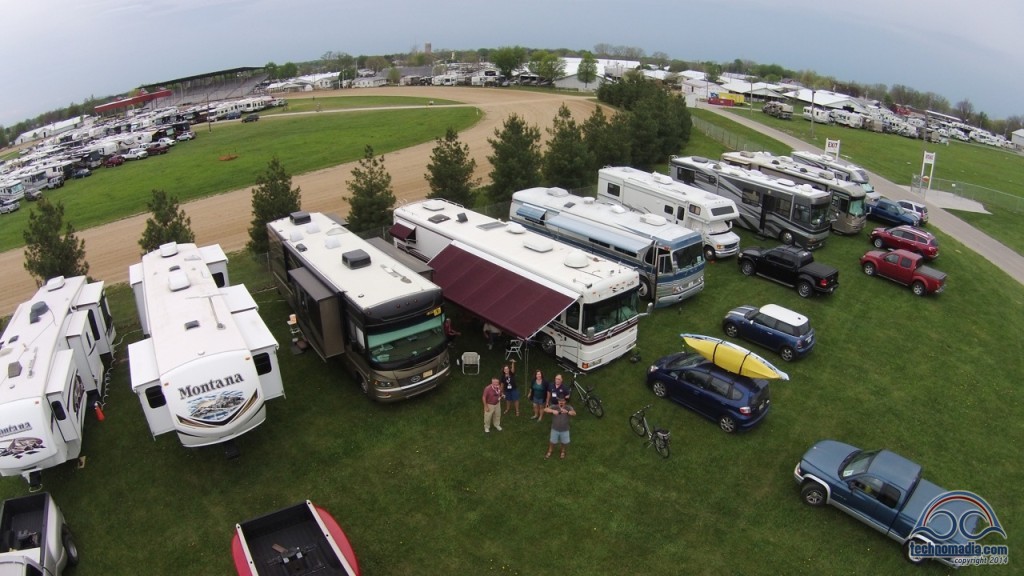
583 197 595 205
159 242 179 257
45 276 66 291
546 187 569 197
777 178 796 187
564 250 590 269
304 223 321 235
611 205 627 214
324 237 342 250
342 249 371 269
168 268 190 292
652 173 673 185
290 231 304 243
692 157 710 164
506 223 526 235
29 302 49 324
640 213 667 226
524 237 553 253
740 151 755 158
289 211 312 225
423 200 447 211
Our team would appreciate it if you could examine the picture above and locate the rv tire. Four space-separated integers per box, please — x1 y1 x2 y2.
539 334 556 355
63 528 80 566
703 246 716 262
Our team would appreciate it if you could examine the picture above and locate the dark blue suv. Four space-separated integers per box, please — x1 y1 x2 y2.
722 304 814 362
646 352 771 433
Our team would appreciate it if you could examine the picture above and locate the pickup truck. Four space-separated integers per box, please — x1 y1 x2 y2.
795 440 984 566
762 102 793 119
866 198 921 227
738 245 839 298
232 500 360 576
860 249 946 296
0 492 79 575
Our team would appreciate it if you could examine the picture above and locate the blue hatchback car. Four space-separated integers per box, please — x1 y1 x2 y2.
722 304 814 362
646 352 771 433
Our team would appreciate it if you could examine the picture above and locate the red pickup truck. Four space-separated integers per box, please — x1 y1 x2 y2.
860 249 946 296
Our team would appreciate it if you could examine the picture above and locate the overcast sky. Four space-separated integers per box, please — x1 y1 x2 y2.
2 0 1021 128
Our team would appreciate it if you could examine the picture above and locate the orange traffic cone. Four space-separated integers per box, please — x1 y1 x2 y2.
94 402 105 421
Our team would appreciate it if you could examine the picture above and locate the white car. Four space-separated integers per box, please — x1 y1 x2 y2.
157 137 176 147
125 148 149 160
0 199 20 214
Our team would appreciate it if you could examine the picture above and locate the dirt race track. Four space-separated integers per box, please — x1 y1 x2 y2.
0 88 600 312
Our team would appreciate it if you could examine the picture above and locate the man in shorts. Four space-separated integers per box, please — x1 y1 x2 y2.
544 396 576 459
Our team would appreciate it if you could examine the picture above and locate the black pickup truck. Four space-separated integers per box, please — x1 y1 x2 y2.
738 245 839 298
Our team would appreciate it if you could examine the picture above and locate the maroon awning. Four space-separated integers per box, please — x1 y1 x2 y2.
389 222 415 241
428 243 575 340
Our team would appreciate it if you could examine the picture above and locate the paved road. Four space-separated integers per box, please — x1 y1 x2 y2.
698 103 1024 285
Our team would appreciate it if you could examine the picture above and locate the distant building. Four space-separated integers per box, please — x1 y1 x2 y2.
1012 128 1024 150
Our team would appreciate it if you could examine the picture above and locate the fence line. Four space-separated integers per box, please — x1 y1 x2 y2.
911 176 1024 214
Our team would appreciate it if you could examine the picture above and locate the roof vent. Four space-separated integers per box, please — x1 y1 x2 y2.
564 250 589 268
546 187 569 197
8 361 22 379
423 200 447 211
45 276 65 291
324 236 341 249
184 320 200 330
640 213 667 226
289 211 311 225
289 231 304 242
776 178 795 187
159 242 179 257
343 249 371 269
168 269 190 292
29 302 49 324
583 197 595 204
523 237 553 253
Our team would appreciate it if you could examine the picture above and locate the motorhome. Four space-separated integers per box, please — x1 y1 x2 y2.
789 150 879 202
268 212 450 401
720 151 868 235
392 200 642 371
0 178 26 202
510 186 705 308
127 243 284 450
596 166 741 261
669 156 833 250
0 276 116 488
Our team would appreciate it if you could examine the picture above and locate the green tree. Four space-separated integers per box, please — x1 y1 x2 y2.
491 46 527 80
247 157 302 254
279 62 298 79
0 125 7 148
487 114 542 204
528 51 566 84
577 51 598 88
542 105 594 189
387 67 402 85
345 145 396 233
139 190 195 254
264 61 279 79
23 197 88 284
425 128 478 206
582 106 631 169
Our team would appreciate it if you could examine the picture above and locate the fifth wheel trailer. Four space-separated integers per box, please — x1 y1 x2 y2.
128 243 284 450
0 276 116 487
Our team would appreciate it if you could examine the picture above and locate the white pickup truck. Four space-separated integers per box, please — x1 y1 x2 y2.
0 493 79 576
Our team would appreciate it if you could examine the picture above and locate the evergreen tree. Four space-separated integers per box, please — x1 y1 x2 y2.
582 106 631 169
487 114 542 204
542 105 594 189
139 189 195 254
247 157 301 254
425 128 478 207
345 145 395 233
23 197 88 284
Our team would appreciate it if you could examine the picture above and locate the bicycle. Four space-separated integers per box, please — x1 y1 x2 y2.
629 404 670 458
557 364 604 418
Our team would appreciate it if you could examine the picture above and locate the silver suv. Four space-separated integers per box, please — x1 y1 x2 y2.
0 199 20 214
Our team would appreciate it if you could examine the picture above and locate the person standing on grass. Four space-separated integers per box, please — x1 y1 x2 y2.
500 361 519 416
544 396 576 459
529 370 549 422
482 377 503 433
548 374 571 404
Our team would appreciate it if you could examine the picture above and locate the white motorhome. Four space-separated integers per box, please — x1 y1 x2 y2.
127 243 284 451
0 276 116 487
596 166 741 261
0 178 26 202
802 107 832 123
393 200 642 371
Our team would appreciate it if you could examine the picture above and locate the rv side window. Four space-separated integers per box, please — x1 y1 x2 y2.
87 309 101 341
51 401 67 421
212 272 226 288
688 205 701 216
741 188 761 206
773 197 793 218
564 304 581 331
145 386 167 408
253 352 273 375
663 205 673 217
606 183 621 197
675 167 696 185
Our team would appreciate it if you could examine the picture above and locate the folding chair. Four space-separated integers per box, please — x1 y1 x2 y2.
505 338 523 361
461 352 481 375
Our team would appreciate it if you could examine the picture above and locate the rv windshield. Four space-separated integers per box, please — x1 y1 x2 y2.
793 199 832 230
367 315 446 367
707 220 732 235
848 198 866 217
849 169 869 184
583 289 640 333
672 243 704 271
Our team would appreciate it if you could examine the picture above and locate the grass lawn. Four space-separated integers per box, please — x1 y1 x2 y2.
0 102 479 252
0 205 1018 575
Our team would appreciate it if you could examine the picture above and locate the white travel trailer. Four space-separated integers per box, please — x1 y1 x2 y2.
127 243 284 451
596 166 741 261
0 276 116 488
393 200 642 371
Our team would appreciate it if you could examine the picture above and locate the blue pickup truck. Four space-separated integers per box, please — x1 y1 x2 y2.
794 440 988 567
866 198 921 227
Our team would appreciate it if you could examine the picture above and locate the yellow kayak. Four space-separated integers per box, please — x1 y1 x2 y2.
681 333 790 381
